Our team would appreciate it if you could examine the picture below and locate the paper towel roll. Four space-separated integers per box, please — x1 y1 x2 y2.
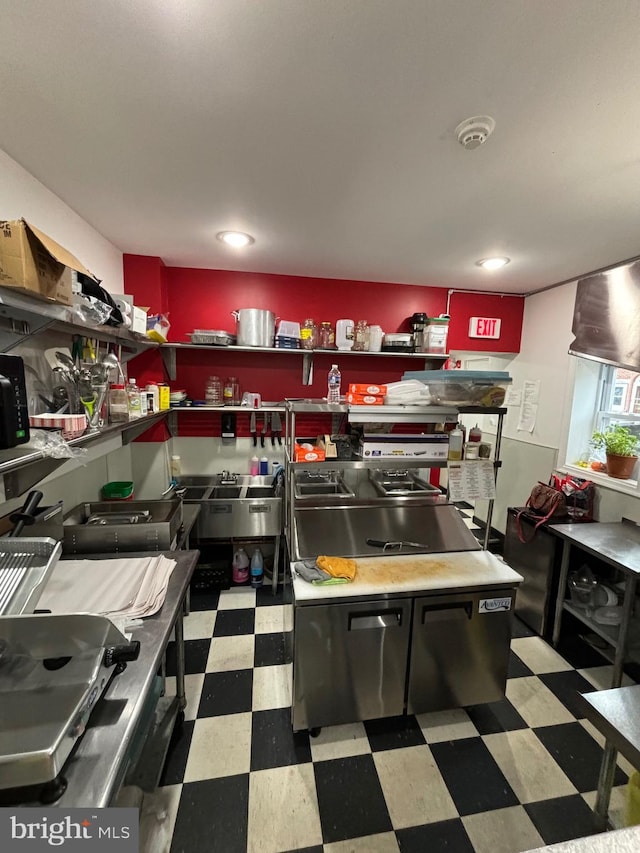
115 299 132 316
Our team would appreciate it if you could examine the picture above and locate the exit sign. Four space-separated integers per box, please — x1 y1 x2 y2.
469 317 501 339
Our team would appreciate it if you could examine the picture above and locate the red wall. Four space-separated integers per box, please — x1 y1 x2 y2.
125 258 524 440
164 267 448 341
448 291 523 352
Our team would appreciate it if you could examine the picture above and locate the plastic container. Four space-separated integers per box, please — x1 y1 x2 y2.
101 481 134 501
422 316 450 354
171 455 182 477
250 455 260 476
108 384 129 424
469 424 482 443
205 376 223 406
146 381 160 413
328 364 341 403
232 547 250 585
368 325 384 352
223 377 240 406
448 426 463 461
336 319 354 351
250 547 264 588
403 370 512 407
127 378 143 420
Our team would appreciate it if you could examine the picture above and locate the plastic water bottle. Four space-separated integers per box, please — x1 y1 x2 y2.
250 547 264 588
327 364 341 403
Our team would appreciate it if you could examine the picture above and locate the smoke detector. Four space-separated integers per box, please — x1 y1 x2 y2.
455 116 496 150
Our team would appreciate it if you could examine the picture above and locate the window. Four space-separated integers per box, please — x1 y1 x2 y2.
610 380 628 412
565 359 640 489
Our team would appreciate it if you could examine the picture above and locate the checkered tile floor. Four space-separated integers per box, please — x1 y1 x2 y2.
132 569 638 853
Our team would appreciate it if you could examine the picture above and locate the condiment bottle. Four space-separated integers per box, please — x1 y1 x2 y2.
469 424 482 443
447 426 463 461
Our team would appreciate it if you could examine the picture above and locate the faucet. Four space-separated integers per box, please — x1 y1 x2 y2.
162 481 186 498
220 470 237 485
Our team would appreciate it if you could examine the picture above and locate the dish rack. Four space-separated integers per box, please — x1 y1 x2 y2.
0 537 61 615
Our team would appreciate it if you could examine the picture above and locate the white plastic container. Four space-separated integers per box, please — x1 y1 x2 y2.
368 325 384 352
250 547 264 588
335 319 354 351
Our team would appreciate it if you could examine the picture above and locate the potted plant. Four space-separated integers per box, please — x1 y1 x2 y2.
591 425 639 479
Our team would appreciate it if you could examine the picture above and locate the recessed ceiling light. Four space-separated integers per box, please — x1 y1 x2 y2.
216 231 255 248
476 257 510 271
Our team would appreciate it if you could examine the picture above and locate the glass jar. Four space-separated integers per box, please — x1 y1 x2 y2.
353 320 368 351
319 321 334 349
224 377 241 406
300 318 317 350
205 376 223 406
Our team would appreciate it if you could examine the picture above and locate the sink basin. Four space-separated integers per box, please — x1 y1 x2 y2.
181 486 212 500
245 486 275 498
295 482 354 498
374 481 429 494
210 486 242 499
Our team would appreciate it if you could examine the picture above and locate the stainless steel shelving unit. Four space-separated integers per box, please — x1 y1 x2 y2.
284 400 506 554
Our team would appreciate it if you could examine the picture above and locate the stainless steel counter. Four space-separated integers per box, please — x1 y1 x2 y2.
549 521 640 575
27 549 198 807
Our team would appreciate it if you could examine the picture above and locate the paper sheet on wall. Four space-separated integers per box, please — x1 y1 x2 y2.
523 379 541 404
447 460 496 502
517 402 538 432
504 387 522 406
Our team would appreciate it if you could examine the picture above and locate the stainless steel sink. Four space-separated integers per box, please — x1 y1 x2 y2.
369 468 441 498
175 475 281 539
294 470 354 499
63 500 184 554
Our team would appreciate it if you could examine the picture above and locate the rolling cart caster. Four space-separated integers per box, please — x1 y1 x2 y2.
308 727 322 738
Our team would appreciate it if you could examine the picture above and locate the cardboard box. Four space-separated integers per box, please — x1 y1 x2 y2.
0 219 98 306
348 383 387 396
358 434 449 459
294 443 326 462
346 393 384 405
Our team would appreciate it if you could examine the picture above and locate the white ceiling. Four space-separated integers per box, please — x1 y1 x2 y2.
2 0 640 295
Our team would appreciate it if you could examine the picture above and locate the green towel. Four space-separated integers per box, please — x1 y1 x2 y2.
311 576 350 586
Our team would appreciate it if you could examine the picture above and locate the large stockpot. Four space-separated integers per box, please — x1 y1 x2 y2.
232 309 276 347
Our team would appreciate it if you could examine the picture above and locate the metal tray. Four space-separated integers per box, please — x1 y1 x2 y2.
0 537 62 615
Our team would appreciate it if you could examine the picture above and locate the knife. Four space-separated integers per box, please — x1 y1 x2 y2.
366 538 430 551
250 411 257 446
271 411 283 446
261 412 269 448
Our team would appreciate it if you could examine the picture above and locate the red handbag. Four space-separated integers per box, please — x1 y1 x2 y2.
516 482 567 543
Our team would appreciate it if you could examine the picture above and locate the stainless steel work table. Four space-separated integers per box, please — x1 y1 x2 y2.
578 685 640 829
550 521 640 689
40 549 199 808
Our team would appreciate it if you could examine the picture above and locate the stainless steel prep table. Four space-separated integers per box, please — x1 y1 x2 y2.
290 551 522 731
20 549 199 808
550 520 640 688
578 684 640 828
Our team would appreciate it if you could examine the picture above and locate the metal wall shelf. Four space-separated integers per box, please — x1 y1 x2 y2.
0 288 157 355
0 411 169 501
160 342 448 384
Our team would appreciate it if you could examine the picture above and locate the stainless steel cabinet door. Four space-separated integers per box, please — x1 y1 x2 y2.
408 590 514 714
292 599 411 731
